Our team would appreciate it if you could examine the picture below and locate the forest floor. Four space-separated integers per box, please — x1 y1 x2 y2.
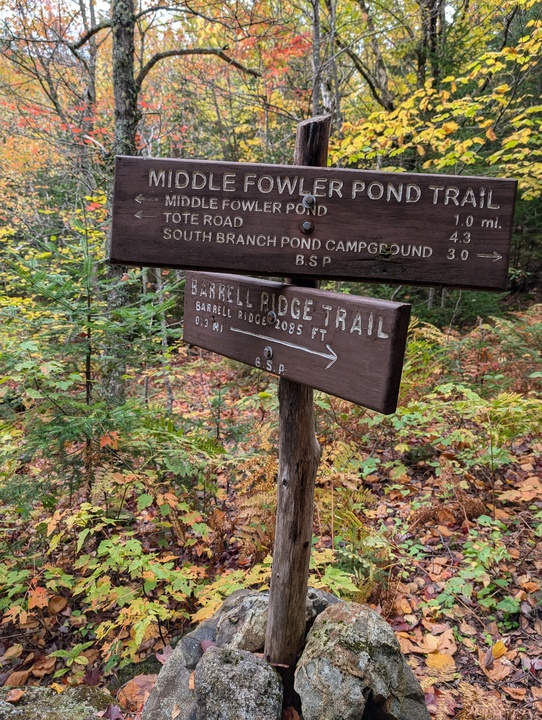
0 306 541 719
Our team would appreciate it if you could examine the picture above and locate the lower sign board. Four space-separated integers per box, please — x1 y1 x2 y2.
111 156 517 290
183 272 411 413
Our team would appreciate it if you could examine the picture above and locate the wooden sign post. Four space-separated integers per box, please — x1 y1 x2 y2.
263 116 330 710
109 116 518 713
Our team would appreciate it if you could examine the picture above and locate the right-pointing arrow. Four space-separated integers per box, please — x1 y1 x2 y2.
230 327 338 369
477 251 503 262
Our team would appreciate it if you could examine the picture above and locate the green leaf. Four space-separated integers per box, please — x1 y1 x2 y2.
496 597 520 614
137 494 154 511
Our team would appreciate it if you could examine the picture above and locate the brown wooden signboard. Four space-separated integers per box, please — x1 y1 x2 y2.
110 156 517 290
183 272 411 413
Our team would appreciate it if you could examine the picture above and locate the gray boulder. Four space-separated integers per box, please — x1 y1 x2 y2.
216 590 269 652
194 647 282 720
295 602 430 720
142 590 428 720
0 686 112 720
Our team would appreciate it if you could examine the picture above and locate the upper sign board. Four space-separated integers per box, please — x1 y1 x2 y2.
110 156 517 290
183 272 411 413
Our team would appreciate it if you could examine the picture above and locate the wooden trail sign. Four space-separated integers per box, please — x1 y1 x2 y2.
183 271 411 414
110 155 517 290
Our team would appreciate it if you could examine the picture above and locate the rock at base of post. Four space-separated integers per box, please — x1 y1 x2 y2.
141 589 429 720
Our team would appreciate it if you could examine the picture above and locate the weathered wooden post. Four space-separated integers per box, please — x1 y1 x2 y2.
263 115 331 707
110 118 517 714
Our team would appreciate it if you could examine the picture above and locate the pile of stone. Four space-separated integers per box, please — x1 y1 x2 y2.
142 589 430 720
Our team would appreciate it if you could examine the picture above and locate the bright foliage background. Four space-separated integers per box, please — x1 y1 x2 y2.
0 0 541 717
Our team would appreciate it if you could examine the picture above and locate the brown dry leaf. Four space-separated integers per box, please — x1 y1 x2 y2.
436 507 456 525
531 687 542 712
491 640 507 659
1 644 24 661
397 635 417 654
421 620 450 635
5 669 31 687
18 615 40 630
172 702 181 719
282 709 300 720
438 628 458 656
394 597 412 615
117 674 157 712
420 634 440 653
459 622 477 636
188 672 195 691
437 524 454 537
425 652 456 671
48 595 68 615
5 689 25 703
502 686 526 701
462 637 477 652
478 649 512 682
31 655 56 678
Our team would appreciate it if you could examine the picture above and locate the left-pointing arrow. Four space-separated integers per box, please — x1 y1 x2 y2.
231 327 338 369
135 210 158 219
135 194 158 204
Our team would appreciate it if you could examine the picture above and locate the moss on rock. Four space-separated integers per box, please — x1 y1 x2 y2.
0 686 113 720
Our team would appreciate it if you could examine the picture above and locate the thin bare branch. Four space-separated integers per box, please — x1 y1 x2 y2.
136 47 260 90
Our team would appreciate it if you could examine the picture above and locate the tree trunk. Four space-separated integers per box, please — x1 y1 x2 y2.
103 0 139 405
112 0 139 157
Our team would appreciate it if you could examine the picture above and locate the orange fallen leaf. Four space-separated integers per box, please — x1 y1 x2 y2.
420 634 440 653
421 621 450 635
99 431 119 449
48 595 68 615
6 689 25 703
28 586 49 610
478 649 512 682
491 641 507 659
31 655 56 678
172 702 181 719
503 686 526 701
397 635 417 654
425 652 456 671
438 628 458 656
394 597 412 615
5 669 31 687
531 687 542 712
117 674 157 711
188 671 195 690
